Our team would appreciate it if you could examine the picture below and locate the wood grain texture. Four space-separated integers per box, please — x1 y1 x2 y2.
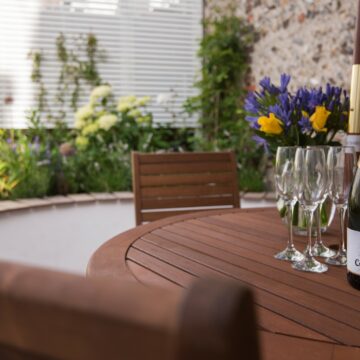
87 207 360 358
131 151 240 225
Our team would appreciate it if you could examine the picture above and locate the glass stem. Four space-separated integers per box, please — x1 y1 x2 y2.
306 209 315 258
316 204 322 245
339 206 347 253
286 202 294 250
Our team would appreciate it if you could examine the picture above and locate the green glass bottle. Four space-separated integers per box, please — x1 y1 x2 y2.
347 162 360 290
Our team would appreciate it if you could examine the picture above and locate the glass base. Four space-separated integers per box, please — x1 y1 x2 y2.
274 247 304 262
325 250 347 266
292 256 328 273
312 242 336 258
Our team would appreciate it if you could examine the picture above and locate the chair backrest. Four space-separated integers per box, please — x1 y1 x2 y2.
132 151 240 225
0 261 260 360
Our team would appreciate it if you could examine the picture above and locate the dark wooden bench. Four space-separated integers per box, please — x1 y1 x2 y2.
0 261 259 360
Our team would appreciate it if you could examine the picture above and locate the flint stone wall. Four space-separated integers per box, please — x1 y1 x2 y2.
206 0 357 90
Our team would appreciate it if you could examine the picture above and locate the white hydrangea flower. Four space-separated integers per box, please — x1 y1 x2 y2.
135 96 151 107
117 103 131 112
75 136 89 150
128 109 142 118
136 115 151 124
74 118 86 130
98 114 118 131
120 95 137 104
82 122 99 136
75 104 93 123
117 95 137 112
156 93 174 105
90 85 112 102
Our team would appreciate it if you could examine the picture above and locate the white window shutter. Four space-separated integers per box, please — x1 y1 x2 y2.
0 0 202 128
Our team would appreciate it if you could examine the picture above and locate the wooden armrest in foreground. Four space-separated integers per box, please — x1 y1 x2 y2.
0 261 260 360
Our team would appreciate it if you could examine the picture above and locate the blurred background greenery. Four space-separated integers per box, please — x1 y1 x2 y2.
0 5 266 200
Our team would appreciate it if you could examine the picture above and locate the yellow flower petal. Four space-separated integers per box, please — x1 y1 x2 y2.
258 113 283 135
310 106 330 133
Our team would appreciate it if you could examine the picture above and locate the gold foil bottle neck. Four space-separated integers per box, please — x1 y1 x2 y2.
349 64 360 134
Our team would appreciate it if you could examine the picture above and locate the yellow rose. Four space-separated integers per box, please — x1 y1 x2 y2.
258 113 283 135
310 106 330 132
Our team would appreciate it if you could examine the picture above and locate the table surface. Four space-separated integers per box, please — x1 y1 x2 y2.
87 207 360 360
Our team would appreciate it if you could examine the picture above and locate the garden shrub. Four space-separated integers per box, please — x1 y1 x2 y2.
184 2 265 191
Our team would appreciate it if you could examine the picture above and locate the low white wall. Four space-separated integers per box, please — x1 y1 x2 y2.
0 201 134 275
0 196 275 275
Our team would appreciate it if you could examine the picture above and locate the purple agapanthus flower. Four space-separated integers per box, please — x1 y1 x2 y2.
244 92 260 114
259 76 279 95
298 115 312 133
245 115 260 129
252 135 269 153
279 74 291 93
307 87 326 110
6 138 17 152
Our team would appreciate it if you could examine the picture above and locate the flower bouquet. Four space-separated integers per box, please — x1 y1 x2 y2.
244 74 349 233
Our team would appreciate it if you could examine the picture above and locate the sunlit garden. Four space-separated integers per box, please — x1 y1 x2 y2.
1 1 360 359
0 2 267 201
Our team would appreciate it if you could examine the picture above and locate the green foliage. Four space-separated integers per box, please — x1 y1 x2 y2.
184 6 264 191
68 88 194 193
30 33 105 124
185 8 255 144
61 145 131 193
0 130 50 199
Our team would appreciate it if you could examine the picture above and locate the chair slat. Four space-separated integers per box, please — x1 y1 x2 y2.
142 196 235 210
142 210 210 222
138 152 231 164
140 162 232 175
141 184 235 198
140 173 234 187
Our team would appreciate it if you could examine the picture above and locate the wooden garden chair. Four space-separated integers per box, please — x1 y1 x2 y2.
132 151 240 225
0 260 260 360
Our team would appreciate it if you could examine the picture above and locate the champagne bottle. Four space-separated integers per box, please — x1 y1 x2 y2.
348 0 360 154
347 161 360 290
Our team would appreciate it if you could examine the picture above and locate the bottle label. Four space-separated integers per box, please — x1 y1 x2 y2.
347 228 360 275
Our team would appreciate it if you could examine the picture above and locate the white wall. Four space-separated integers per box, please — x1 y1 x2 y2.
0 198 275 275
0 201 134 275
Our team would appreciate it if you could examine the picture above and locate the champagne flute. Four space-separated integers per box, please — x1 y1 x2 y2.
308 146 336 258
326 146 357 266
293 147 328 273
274 147 304 261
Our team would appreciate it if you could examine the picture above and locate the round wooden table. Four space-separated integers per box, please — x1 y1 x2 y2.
87 207 360 360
